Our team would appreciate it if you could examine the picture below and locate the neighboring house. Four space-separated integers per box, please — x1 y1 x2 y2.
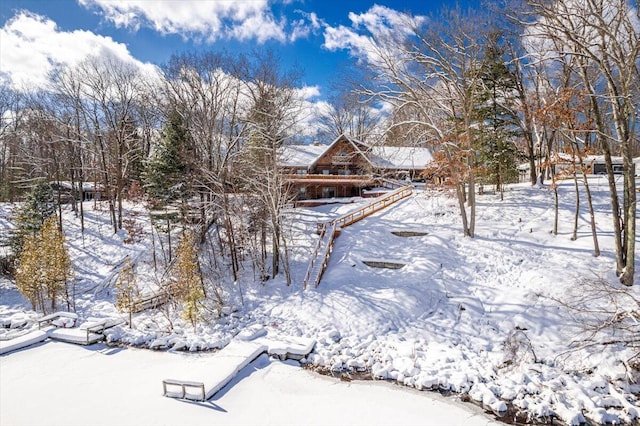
50 181 103 202
518 153 627 182
280 134 433 200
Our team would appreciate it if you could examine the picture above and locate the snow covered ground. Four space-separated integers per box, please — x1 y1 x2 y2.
1 177 639 425
0 341 499 426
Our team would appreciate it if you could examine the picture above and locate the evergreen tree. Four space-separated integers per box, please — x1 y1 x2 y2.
173 231 204 327
115 257 139 328
142 110 191 204
15 216 72 313
8 181 57 260
472 32 519 197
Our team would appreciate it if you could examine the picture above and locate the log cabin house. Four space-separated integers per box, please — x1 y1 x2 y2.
280 134 433 201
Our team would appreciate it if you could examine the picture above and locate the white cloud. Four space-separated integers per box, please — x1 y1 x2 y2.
323 25 373 55
297 85 321 100
230 13 286 43
289 11 323 42
0 11 158 91
78 0 288 43
322 5 427 65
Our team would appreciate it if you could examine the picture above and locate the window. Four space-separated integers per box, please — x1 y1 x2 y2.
322 187 336 198
297 186 307 200
322 170 330 175
296 169 308 175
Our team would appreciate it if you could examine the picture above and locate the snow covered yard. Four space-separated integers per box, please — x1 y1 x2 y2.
1 177 639 425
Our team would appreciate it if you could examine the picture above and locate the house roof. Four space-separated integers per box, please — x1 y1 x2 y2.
280 144 327 167
369 146 434 170
280 134 433 171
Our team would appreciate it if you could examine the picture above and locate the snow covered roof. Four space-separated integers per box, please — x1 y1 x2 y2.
369 146 434 170
280 134 433 171
50 181 102 191
280 144 327 168
519 154 626 169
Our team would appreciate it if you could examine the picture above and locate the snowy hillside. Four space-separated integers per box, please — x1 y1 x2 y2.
1 177 639 425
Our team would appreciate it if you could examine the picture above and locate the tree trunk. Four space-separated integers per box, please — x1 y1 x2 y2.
581 166 600 257
619 154 636 286
571 171 579 241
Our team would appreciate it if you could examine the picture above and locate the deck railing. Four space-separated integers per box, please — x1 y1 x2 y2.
302 222 339 289
330 185 413 228
284 174 374 182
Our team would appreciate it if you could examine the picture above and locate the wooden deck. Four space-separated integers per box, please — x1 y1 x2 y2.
161 334 315 402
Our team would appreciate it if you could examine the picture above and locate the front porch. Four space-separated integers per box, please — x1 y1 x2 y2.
285 174 375 201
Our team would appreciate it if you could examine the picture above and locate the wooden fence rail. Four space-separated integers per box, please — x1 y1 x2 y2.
331 186 413 228
302 222 338 289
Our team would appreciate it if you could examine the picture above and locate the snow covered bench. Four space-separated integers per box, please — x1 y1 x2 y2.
162 341 267 401
0 330 48 355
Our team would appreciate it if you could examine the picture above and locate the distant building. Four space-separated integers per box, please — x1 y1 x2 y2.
49 181 103 202
518 153 629 182
280 134 433 200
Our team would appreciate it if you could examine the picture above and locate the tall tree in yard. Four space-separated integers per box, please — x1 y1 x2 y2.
65 54 146 234
236 50 304 283
15 216 72 313
142 110 191 205
473 32 520 200
354 6 486 237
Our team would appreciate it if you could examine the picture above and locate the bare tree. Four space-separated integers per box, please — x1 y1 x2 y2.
317 79 382 143
161 51 248 280
235 50 306 284
525 0 638 285
62 54 146 234
0 87 25 202
356 7 489 237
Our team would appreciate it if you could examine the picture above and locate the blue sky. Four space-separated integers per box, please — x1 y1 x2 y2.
0 0 480 97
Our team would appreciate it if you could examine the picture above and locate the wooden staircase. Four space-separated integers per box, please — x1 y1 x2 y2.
302 185 413 289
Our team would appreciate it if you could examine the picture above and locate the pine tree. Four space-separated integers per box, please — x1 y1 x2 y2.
472 32 519 198
142 110 190 204
173 231 204 327
115 257 138 328
8 181 57 260
15 216 71 313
